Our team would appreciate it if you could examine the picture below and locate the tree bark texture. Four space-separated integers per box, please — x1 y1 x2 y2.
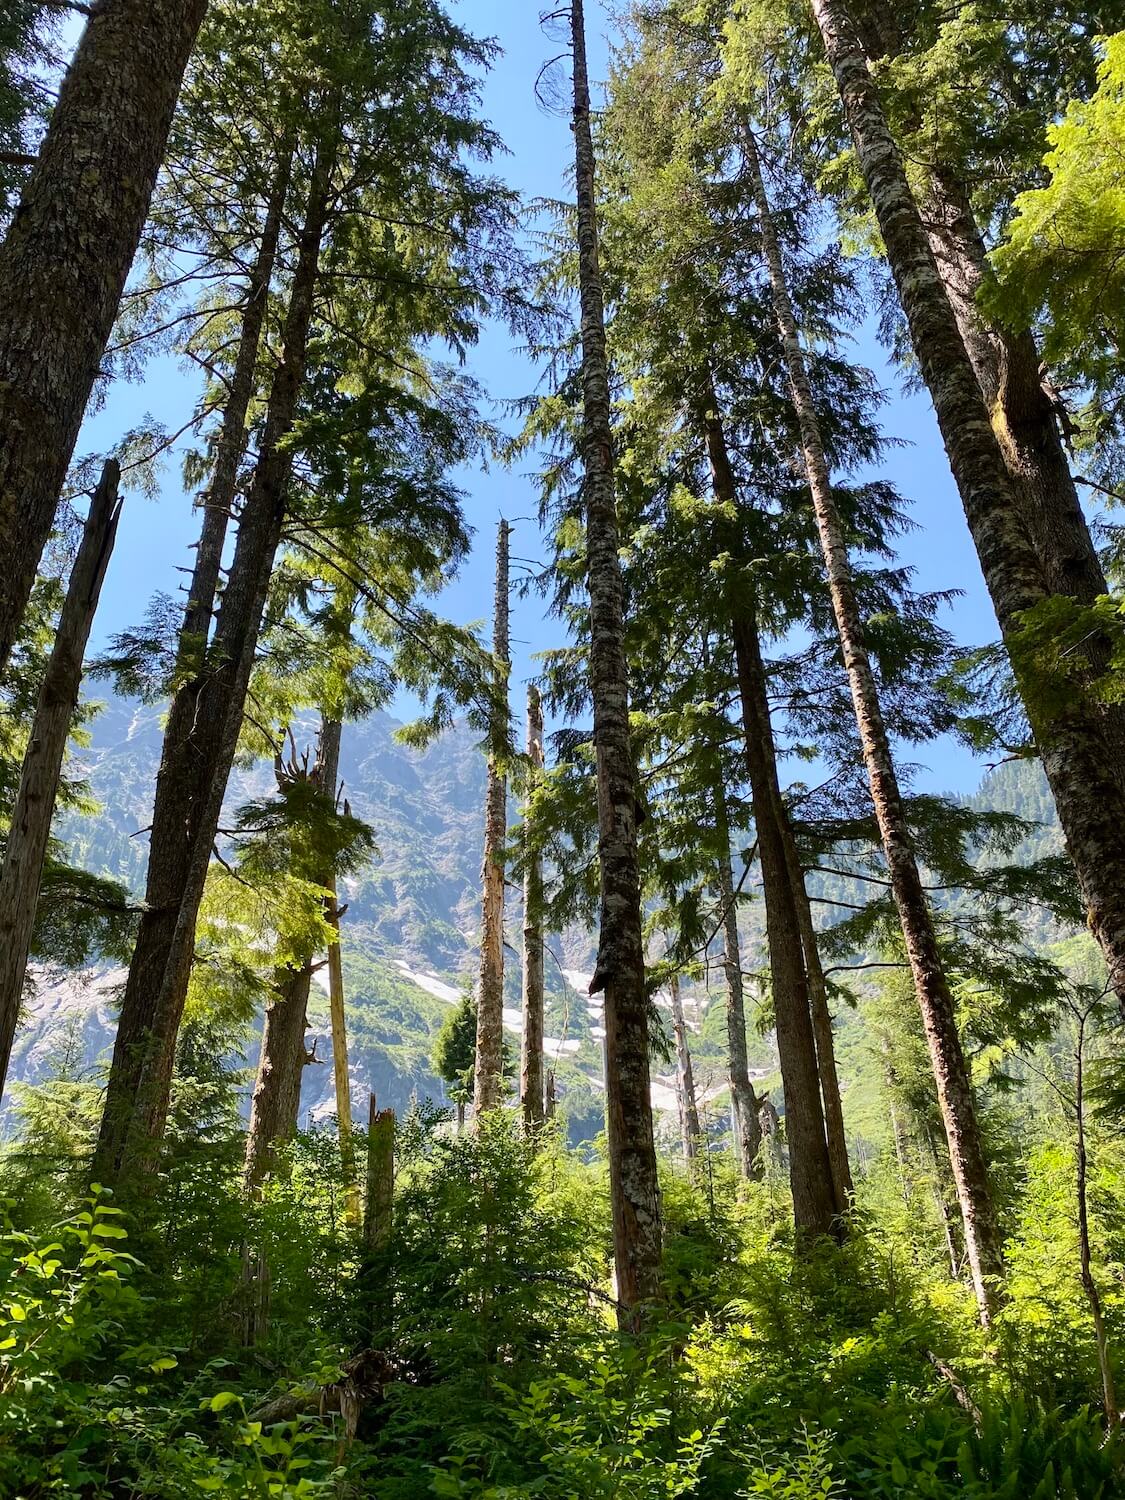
0 460 121 1098
810 0 1125 1014
179 144 292 659
326 863 360 1227
780 812 854 1211
711 786 763 1177
0 0 207 671
243 717 342 1194
732 608 840 1238
364 1095 394 1253
520 683 546 1131
669 974 701 1163
94 145 334 1182
747 129 1000 1311
571 0 662 1323
474 520 510 1115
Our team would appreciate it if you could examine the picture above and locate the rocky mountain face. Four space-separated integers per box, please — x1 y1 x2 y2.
6 696 1067 1148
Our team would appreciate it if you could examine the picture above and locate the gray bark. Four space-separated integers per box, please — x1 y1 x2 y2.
474 520 510 1114
570 0 662 1323
520 683 546 1131
0 0 207 671
810 0 1125 1016
669 973 701 1163
94 143 334 1182
0 461 121 1098
711 786 763 1177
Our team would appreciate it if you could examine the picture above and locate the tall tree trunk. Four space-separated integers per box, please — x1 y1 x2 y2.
711 785 763 1177
570 0 661 1323
732 607 840 1238
326 859 360 1224
243 716 342 1193
0 0 208 672
852 1 1121 655
94 143 334 1183
700 395 837 1234
179 144 293 660
746 131 998 1314
669 974 701 1163
810 0 1125 1013
0 461 121 1098
474 520 511 1115
520 682 546 1131
780 813 853 1211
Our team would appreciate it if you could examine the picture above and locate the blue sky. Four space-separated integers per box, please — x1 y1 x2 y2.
75 0 999 794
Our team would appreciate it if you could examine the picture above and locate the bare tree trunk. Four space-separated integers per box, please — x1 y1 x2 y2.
810 0 1125 1014
570 0 662 1324
520 683 546 1131
747 131 1000 1307
474 520 510 1115
732 608 840 1238
712 787 763 1177
669 974 701 1164
94 144 334 1183
327 856 360 1228
780 813 853 1211
243 717 342 1193
179 144 292 660
0 0 207 671
0 460 121 1099
1074 1006 1118 1430
364 1095 394 1253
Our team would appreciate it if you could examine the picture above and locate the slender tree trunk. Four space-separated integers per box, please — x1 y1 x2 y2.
474 520 511 1114
780 813 853 1211
810 0 1125 1013
0 0 208 671
243 717 342 1193
700 393 836 1234
94 144 334 1183
747 131 998 1312
179 144 293 659
326 869 360 1226
0 461 121 1098
669 974 701 1163
520 683 546 1131
732 608 839 1238
570 0 661 1323
364 1095 394 1253
1075 1009 1118 1429
712 786 763 1177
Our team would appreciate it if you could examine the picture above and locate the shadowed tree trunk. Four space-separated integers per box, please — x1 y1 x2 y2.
711 785 763 1177
747 130 1001 1303
0 0 208 671
810 0 1125 1017
0 460 121 1099
178 144 293 662
520 683 546 1131
732 606 840 1237
243 718 342 1193
669 974 701 1163
570 0 662 1324
326 821 360 1227
780 813 853 1212
700 395 837 1235
474 520 510 1115
94 142 335 1183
